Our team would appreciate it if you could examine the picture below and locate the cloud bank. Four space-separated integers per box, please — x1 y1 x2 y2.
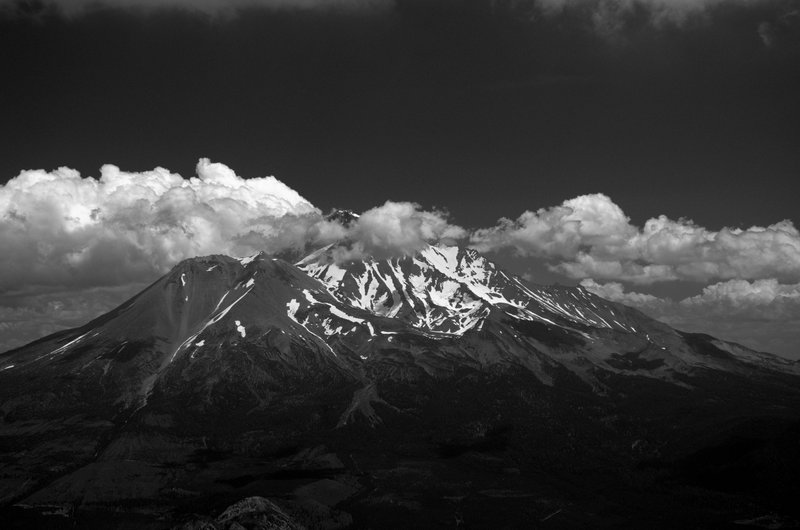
0 159 317 292
581 278 800 357
471 193 800 284
0 159 461 294
1 0 788 28
0 284 145 353
2 160 797 357
4 164 797 293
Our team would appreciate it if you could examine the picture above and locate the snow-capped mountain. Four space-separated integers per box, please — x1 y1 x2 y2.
297 243 797 384
298 244 642 335
1 244 799 528
1 243 796 411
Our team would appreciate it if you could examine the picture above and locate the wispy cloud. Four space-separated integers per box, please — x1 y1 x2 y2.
0 0 394 18
0 284 145 353
534 0 779 28
581 277 800 358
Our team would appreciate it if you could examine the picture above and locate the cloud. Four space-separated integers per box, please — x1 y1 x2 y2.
581 278 800 358
578 278 666 307
0 0 393 18
0 159 468 296
471 193 800 284
0 159 469 351
0 158 326 293
533 0 777 29
0 284 145 353
681 278 800 318
331 201 466 262
758 20 776 47
757 8 800 50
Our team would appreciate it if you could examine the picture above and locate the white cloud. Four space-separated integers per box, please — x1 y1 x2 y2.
0 159 470 351
0 158 326 292
0 159 468 296
471 193 800 284
681 278 800 317
579 278 665 307
331 201 466 262
582 278 800 358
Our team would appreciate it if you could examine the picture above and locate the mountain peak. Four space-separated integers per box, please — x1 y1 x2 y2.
324 208 360 226
2 245 800 528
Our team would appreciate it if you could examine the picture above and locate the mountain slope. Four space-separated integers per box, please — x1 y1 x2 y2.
298 244 798 386
1 244 799 529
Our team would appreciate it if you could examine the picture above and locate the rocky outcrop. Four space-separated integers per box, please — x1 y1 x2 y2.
176 496 304 530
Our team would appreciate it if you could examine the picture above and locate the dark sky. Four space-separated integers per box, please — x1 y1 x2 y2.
1 0 800 357
2 0 798 229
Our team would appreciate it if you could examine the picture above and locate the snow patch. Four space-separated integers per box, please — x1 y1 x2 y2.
170 287 254 364
235 320 246 338
302 288 374 335
180 273 186 286
286 298 338 357
195 340 205 347
287 298 300 319
47 331 90 357
237 253 260 266
213 291 230 312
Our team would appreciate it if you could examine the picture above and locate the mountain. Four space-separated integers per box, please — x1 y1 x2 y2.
1 244 799 529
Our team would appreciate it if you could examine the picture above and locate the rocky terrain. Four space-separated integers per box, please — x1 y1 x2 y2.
1 243 799 529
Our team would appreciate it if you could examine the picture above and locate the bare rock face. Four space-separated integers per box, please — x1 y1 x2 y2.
176 497 304 530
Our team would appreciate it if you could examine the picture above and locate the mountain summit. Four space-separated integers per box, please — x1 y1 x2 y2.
1 245 799 528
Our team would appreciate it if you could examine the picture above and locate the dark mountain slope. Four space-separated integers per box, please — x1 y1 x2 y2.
0 245 798 529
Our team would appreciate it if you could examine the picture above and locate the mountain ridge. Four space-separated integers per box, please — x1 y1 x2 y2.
1 244 800 529
2 243 797 410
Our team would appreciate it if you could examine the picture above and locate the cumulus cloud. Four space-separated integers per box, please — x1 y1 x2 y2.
471 193 800 284
0 159 464 295
331 201 466 262
0 159 469 351
0 159 325 292
0 0 393 18
578 278 666 307
681 278 800 318
581 278 800 358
